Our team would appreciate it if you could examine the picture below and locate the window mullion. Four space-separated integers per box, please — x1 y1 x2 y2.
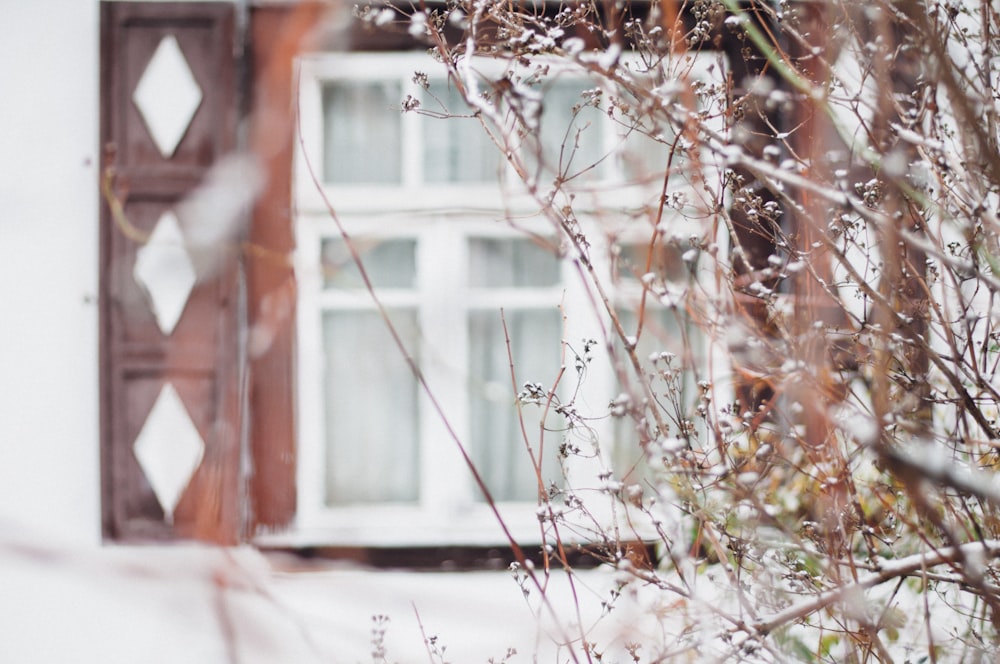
562 222 615 489
295 220 326 529
418 222 472 517
295 60 325 212
402 75 421 191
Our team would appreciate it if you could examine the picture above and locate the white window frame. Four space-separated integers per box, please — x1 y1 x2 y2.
291 50 724 547
296 216 608 545
296 52 521 216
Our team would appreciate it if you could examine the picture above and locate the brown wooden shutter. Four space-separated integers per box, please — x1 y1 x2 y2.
243 3 325 536
100 2 241 543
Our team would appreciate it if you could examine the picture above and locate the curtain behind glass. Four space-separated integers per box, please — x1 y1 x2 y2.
423 83 499 183
323 309 420 505
423 77 606 184
467 237 562 502
469 309 561 502
468 237 560 288
611 303 689 483
321 238 417 290
322 81 402 184
536 80 604 181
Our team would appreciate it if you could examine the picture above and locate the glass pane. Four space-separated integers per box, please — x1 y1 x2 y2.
323 81 402 184
423 82 500 183
321 238 417 289
611 303 689 481
617 303 690 395
468 308 561 502
323 309 420 505
469 238 560 288
537 79 604 180
613 241 689 284
619 126 674 185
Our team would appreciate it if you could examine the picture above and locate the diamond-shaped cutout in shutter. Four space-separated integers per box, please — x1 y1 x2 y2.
132 34 204 159
133 383 206 523
134 210 197 336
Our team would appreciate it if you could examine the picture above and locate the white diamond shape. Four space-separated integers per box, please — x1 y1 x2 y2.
133 34 203 158
133 383 205 523
134 210 197 336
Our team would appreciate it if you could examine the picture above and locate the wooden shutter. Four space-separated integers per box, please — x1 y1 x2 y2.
100 2 241 543
243 5 313 535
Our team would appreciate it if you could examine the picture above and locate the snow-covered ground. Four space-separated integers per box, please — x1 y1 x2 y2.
6 519 980 663
0 520 674 663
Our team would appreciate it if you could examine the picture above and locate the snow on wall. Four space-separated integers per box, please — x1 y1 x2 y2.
0 1 101 544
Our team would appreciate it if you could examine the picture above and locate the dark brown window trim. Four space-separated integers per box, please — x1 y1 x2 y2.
262 542 658 572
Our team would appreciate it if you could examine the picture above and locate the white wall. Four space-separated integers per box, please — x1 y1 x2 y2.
0 0 101 544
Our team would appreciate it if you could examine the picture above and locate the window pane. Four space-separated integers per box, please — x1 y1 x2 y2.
423 83 500 183
469 238 560 288
611 303 691 482
323 81 401 184
537 79 604 180
619 126 674 185
468 308 561 502
613 241 690 284
323 309 419 505
321 238 417 289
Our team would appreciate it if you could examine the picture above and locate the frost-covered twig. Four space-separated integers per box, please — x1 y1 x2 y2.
753 540 1000 635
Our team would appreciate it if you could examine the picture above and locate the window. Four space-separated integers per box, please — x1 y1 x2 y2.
293 52 719 545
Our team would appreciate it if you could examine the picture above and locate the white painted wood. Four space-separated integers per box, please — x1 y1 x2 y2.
0 0 100 544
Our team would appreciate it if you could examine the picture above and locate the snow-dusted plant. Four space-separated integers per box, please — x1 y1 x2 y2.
347 0 1000 661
